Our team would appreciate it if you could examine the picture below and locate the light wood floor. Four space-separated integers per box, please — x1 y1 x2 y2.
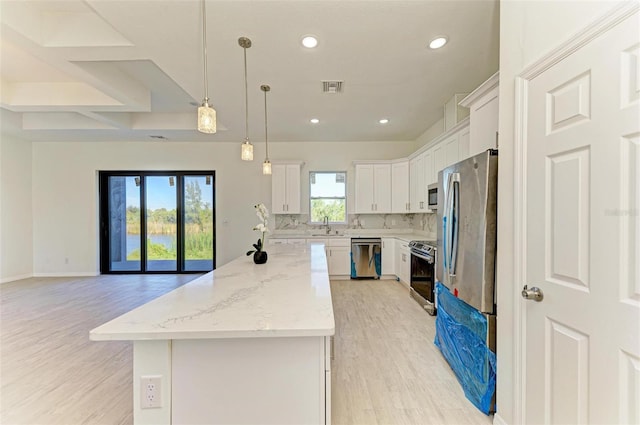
1 276 493 425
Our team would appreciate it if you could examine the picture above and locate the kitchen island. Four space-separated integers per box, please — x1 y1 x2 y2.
90 243 334 425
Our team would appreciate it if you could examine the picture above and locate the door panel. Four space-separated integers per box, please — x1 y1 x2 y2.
107 175 142 272
524 11 640 424
145 176 177 272
183 175 214 272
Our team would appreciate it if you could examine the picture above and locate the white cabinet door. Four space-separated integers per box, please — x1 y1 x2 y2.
468 86 499 157
271 164 301 214
410 154 426 212
355 163 391 213
391 161 410 213
458 126 470 162
381 238 395 276
271 165 287 214
432 143 446 183
373 164 391 213
285 164 301 214
398 244 410 284
443 134 459 167
354 164 374 213
423 149 434 186
328 246 351 276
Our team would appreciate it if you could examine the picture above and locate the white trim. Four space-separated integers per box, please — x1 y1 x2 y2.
459 72 500 107
513 75 529 425
520 1 639 80
271 160 305 167
492 412 509 425
32 272 99 277
0 273 33 284
410 116 470 159
512 2 638 423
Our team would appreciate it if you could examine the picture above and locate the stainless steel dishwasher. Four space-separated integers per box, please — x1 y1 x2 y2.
350 238 381 279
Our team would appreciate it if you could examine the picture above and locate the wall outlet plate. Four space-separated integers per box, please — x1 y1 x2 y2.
141 375 162 409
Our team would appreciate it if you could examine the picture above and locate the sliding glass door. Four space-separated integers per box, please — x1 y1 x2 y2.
100 171 215 274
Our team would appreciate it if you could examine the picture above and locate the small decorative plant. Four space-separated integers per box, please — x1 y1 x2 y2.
247 203 269 264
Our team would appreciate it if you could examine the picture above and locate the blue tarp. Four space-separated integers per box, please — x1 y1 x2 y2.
434 282 497 414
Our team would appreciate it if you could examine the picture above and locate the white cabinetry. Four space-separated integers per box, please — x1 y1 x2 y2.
326 238 351 276
459 72 499 157
444 93 470 132
354 163 391 213
396 240 410 285
272 163 301 214
381 238 395 276
391 161 410 213
410 154 426 212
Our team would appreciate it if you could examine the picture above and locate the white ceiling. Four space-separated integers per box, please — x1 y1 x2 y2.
0 0 499 143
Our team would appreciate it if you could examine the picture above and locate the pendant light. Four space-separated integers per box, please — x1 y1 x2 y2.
197 0 216 134
239 37 253 161
261 84 272 175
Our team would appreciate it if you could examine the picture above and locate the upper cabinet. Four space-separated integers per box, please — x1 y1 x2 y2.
444 93 470 132
391 160 410 213
410 153 426 212
459 72 499 157
354 163 391 214
272 163 302 214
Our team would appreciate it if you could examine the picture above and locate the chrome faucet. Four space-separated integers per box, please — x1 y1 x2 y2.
323 216 331 234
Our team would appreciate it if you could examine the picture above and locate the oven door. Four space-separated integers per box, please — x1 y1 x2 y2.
410 250 436 314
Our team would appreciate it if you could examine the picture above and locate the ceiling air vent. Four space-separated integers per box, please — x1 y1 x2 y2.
322 80 343 93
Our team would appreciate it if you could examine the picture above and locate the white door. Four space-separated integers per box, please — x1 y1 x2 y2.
271 164 287 214
523 10 639 424
354 164 374 213
391 161 410 213
285 164 300 213
373 164 392 213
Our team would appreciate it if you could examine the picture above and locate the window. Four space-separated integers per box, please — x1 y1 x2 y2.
309 172 346 223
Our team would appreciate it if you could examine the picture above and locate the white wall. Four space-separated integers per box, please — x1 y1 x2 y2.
0 134 33 283
30 140 415 275
496 1 619 424
414 117 444 149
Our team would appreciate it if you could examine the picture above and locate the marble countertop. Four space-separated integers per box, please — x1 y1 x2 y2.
90 244 334 341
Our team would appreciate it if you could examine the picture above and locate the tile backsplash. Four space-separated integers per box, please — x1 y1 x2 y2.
274 212 437 239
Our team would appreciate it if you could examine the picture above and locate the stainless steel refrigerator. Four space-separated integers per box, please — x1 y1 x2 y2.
436 149 498 316
435 149 498 414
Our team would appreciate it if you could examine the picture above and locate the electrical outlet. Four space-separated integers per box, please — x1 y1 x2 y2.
141 375 162 409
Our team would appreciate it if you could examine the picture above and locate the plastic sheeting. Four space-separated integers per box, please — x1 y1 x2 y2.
434 282 497 414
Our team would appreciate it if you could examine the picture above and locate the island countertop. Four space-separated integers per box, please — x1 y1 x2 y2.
90 243 334 341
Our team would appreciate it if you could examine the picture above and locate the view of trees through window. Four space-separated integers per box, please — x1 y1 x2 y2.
310 172 346 223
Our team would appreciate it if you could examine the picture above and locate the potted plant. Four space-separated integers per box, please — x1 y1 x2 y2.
246 203 269 264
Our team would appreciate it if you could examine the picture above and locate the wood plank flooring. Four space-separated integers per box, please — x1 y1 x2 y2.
330 279 493 425
1 275 493 425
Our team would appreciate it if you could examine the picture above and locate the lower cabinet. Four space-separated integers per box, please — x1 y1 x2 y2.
381 238 395 276
326 238 351 276
396 240 410 285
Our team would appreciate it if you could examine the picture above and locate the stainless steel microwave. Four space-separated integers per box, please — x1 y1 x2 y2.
427 183 438 210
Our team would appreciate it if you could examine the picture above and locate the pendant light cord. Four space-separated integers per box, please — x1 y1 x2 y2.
201 0 209 103
264 88 269 160
243 47 249 140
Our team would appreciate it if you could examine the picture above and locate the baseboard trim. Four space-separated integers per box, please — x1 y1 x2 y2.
493 413 508 425
32 272 99 278
0 273 34 284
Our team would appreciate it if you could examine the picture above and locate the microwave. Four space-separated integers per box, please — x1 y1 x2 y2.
427 183 438 210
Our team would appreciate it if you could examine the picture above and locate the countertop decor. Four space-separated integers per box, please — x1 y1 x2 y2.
247 203 270 264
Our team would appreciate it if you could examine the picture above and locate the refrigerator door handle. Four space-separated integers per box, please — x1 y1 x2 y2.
443 173 460 284
450 175 460 277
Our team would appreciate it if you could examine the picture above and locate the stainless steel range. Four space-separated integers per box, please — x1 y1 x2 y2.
408 240 437 315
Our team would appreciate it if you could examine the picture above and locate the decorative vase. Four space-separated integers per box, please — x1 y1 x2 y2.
253 250 268 264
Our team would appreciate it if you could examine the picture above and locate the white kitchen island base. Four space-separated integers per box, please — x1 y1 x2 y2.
91 244 334 425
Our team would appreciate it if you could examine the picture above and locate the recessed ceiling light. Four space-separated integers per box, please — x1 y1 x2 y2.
301 35 318 48
379 119 389 124
429 36 448 49
310 118 320 124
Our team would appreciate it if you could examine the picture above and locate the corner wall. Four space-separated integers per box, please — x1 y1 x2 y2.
0 135 33 283
30 140 415 275
496 1 619 424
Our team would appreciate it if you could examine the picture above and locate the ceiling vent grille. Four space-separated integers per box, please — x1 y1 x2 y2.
322 80 343 93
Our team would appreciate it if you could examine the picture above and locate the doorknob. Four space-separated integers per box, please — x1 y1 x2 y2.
522 285 544 302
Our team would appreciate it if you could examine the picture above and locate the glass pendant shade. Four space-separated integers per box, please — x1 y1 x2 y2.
198 102 216 134
262 159 272 175
241 139 254 161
